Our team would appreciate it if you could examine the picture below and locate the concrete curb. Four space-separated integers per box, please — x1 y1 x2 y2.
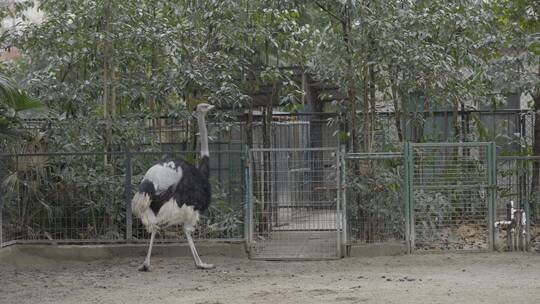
0 242 248 265
347 242 407 257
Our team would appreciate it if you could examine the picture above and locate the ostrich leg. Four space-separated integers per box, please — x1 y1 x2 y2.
138 230 156 272
184 225 214 269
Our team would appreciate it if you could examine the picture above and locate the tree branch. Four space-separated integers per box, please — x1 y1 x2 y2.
314 1 345 23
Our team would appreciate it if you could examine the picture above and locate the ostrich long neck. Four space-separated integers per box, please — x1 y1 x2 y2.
197 112 209 158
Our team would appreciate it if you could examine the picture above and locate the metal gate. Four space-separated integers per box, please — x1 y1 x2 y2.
247 148 341 259
405 142 496 252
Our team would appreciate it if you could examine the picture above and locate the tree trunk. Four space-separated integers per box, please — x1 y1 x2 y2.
101 1 115 236
103 2 113 157
452 99 460 141
391 84 403 142
342 3 358 152
362 60 370 152
390 64 403 142
246 102 254 148
531 68 540 222
369 63 376 152
303 71 324 200
530 60 540 222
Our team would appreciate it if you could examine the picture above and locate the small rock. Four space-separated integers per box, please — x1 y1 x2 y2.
462 269 466 272
386 278 392 281
381 275 386 278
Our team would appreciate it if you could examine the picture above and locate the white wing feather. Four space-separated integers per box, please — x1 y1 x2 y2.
142 162 183 193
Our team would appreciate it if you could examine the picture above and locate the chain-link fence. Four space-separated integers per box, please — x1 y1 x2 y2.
0 150 246 247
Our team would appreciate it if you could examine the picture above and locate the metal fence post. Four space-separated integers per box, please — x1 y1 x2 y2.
336 147 342 258
243 147 250 243
0 181 3 248
245 147 253 251
340 145 347 252
404 142 414 253
125 150 133 241
524 199 530 251
487 142 496 251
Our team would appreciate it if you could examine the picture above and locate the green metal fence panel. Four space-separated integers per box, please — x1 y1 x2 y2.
410 142 494 251
343 152 406 248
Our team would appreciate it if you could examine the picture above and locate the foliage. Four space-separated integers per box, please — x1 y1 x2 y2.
2 0 522 151
0 151 245 241
346 158 404 243
305 1 502 150
1 0 539 243
0 73 41 139
489 0 539 98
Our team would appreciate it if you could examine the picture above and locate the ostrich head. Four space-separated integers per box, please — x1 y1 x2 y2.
194 103 215 117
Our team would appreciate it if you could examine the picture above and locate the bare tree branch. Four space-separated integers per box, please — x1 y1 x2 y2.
314 1 345 23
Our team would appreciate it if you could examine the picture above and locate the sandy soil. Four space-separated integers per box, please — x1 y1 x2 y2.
1 252 539 304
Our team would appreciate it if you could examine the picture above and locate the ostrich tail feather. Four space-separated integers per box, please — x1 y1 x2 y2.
132 192 151 218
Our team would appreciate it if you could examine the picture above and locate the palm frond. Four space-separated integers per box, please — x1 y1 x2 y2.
0 74 41 112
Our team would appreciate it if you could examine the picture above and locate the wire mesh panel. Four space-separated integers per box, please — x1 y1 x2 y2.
248 148 341 259
0 149 245 246
0 152 127 244
129 150 246 241
497 156 537 251
409 143 495 251
344 153 406 246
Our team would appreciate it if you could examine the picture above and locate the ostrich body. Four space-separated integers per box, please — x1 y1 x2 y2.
131 103 215 271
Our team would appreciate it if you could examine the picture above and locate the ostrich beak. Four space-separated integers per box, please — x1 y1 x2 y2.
208 105 215 111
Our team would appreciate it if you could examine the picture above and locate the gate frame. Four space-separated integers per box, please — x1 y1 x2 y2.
246 147 342 260
404 142 497 253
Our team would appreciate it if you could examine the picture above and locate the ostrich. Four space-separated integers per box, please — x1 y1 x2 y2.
131 103 215 271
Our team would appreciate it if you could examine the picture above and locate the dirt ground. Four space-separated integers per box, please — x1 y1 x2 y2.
1 251 539 304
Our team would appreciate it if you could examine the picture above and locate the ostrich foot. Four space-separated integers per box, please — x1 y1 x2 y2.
196 263 215 269
138 263 151 272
